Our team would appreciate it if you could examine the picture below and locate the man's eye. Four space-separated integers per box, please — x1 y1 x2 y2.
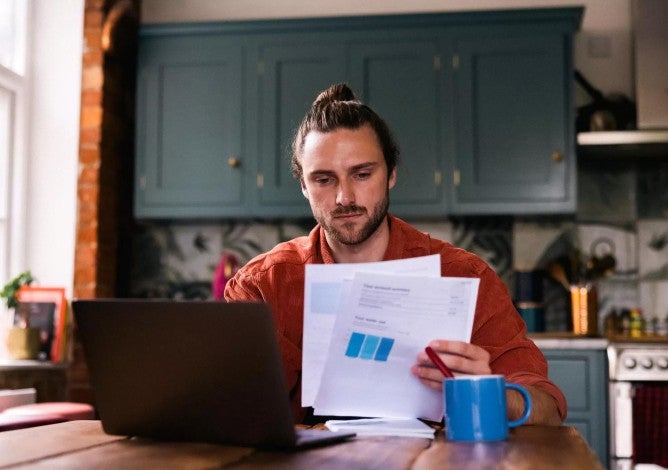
315 176 332 185
355 172 371 180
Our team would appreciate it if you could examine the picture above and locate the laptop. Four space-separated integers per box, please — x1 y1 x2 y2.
72 299 355 449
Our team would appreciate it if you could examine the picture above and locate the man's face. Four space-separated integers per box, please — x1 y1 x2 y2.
300 125 396 246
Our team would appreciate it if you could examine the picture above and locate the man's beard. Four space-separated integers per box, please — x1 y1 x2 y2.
315 189 390 246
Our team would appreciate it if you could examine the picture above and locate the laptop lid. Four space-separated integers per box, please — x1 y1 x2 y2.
72 299 353 449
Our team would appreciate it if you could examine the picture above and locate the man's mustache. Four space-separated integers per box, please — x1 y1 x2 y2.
331 205 366 217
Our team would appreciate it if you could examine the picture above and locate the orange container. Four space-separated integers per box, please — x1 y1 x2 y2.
570 283 598 336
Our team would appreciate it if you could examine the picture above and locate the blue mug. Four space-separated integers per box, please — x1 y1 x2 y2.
444 375 532 441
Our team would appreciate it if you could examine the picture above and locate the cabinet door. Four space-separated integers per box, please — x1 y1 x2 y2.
255 41 347 218
349 39 447 218
542 349 608 468
451 32 575 214
135 35 244 218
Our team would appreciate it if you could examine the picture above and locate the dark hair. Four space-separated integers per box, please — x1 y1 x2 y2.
290 83 399 181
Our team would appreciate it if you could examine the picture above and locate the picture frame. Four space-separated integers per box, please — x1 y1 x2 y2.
15 286 68 362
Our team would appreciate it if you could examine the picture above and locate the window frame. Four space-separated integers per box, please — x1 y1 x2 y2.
0 0 30 290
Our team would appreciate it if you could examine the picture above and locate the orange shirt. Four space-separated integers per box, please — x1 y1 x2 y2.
224 215 567 422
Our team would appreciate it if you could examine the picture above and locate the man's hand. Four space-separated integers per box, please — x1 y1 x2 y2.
410 339 491 389
411 339 563 425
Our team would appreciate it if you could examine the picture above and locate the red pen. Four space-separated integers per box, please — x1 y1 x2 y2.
425 346 455 378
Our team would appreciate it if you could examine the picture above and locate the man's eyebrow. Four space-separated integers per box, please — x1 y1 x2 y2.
308 169 336 177
307 162 379 176
349 162 380 172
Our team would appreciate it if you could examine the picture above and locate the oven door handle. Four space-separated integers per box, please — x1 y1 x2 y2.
610 381 634 459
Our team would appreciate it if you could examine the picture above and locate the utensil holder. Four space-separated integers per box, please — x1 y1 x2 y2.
570 283 598 336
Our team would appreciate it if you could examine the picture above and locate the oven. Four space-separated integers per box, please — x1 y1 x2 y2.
608 341 668 470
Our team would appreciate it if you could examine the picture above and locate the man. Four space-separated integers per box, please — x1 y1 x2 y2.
225 83 566 425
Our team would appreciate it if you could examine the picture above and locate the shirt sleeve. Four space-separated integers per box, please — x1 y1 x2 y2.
223 270 262 302
471 265 568 421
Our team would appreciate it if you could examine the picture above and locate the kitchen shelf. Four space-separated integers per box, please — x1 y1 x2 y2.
577 130 668 159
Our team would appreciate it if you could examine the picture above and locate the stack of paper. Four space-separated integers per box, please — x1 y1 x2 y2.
303 255 480 421
325 418 436 438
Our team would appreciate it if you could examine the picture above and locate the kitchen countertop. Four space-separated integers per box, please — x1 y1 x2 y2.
528 332 668 349
528 332 609 350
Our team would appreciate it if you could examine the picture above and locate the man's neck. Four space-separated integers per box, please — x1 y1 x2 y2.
325 217 391 264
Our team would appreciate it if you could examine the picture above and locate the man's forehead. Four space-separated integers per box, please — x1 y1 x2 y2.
303 127 382 156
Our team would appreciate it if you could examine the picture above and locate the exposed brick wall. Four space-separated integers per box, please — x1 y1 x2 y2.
70 0 138 404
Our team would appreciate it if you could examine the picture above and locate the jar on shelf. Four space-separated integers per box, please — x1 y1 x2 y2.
629 308 644 338
657 315 668 337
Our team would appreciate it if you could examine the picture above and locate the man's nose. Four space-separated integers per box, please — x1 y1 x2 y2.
336 181 355 206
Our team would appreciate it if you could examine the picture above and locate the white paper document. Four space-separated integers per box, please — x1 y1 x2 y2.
325 417 435 438
302 255 442 407
312 271 480 421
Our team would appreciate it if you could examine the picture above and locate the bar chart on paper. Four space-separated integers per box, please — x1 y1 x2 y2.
345 332 395 361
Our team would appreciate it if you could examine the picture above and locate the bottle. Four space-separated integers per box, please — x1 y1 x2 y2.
645 316 657 336
619 308 631 337
604 309 619 338
657 315 668 337
629 308 644 338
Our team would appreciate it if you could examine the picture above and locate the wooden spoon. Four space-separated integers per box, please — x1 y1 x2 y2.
547 261 571 291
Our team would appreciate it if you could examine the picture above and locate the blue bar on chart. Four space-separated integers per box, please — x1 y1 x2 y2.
344 332 396 361
374 337 394 361
345 332 365 358
360 335 381 359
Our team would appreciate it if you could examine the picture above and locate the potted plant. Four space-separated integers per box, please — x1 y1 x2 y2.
1 271 40 360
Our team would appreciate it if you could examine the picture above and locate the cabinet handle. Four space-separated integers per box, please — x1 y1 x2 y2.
228 157 240 168
551 151 564 163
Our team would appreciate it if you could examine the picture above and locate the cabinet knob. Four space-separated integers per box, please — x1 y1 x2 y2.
228 157 240 168
551 151 564 163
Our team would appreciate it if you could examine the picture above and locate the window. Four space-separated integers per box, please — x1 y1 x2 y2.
0 0 28 286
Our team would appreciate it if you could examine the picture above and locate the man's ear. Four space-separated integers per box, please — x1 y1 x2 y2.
388 167 397 190
301 179 309 199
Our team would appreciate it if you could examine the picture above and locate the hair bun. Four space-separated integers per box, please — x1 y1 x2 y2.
313 83 358 106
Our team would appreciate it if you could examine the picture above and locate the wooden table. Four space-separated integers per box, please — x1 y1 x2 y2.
0 420 603 469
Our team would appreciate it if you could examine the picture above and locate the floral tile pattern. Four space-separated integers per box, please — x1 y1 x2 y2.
637 219 668 280
638 281 668 321
637 162 668 219
576 223 638 278
130 220 310 299
512 219 575 270
448 217 513 288
577 160 636 224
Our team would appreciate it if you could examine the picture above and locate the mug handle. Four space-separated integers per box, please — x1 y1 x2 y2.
506 383 532 427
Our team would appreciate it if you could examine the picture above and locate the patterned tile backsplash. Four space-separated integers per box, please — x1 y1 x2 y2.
130 161 668 331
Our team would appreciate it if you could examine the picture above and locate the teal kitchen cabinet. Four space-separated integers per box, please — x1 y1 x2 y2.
134 34 247 218
450 26 577 215
541 347 609 468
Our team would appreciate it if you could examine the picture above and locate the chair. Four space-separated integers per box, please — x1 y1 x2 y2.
2 402 95 420
0 389 94 431
0 412 67 431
